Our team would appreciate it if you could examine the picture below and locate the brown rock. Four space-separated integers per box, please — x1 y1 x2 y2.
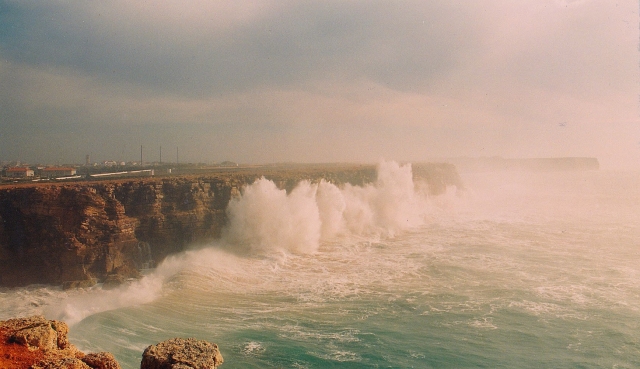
11 322 57 352
62 278 98 290
101 274 127 290
0 316 121 369
141 338 223 369
82 352 121 369
5 316 64 352
32 357 91 369
51 320 70 350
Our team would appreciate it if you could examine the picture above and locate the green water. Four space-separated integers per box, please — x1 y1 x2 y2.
3 170 639 368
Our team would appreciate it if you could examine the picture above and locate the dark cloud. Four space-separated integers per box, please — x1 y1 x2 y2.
0 0 637 168
0 0 482 96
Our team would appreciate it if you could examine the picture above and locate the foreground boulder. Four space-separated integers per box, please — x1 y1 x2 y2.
1 316 224 368
141 338 224 369
0 316 120 369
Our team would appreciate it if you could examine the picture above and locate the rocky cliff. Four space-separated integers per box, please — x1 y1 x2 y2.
0 163 461 288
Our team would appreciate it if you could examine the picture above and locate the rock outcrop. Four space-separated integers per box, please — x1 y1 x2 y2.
0 316 121 369
1 316 224 369
0 163 462 287
141 338 223 369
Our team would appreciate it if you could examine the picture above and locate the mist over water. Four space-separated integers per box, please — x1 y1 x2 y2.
1 163 639 368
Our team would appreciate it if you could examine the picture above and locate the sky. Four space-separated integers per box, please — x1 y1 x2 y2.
0 0 638 169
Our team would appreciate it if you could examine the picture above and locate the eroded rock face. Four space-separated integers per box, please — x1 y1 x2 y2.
141 338 223 369
0 184 142 287
0 178 238 287
0 316 120 369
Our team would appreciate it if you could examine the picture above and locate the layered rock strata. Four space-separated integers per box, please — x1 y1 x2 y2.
0 163 462 287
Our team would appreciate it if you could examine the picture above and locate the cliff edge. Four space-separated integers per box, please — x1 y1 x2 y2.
0 163 462 287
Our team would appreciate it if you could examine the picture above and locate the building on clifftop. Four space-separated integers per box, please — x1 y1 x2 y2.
5 167 35 178
41 167 77 178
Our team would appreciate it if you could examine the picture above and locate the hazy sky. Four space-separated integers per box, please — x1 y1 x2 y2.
1 0 638 168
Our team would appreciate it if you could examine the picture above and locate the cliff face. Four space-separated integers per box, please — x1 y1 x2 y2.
0 164 461 287
0 178 242 287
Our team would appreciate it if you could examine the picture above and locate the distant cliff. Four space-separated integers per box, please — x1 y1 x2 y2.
445 157 600 172
0 163 461 288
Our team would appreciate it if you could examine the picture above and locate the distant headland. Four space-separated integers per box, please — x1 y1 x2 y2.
442 157 599 172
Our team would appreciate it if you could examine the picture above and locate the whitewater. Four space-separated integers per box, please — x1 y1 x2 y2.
1 161 639 368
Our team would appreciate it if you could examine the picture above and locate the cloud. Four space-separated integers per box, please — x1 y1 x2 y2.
0 0 638 168
0 0 484 95
3 0 632 99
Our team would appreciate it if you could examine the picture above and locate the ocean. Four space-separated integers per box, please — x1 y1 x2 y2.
1 162 639 368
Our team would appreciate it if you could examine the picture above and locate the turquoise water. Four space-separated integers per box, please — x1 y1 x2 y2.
2 168 639 368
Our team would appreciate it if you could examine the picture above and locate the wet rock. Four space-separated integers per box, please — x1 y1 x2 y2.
101 274 127 290
141 338 223 369
62 278 98 290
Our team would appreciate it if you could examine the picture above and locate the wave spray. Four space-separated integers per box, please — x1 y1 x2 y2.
223 161 431 254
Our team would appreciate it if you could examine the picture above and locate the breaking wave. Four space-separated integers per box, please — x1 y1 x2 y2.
223 160 433 254
7 160 452 325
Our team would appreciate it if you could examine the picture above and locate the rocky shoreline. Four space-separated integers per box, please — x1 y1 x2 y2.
0 316 223 369
0 163 462 288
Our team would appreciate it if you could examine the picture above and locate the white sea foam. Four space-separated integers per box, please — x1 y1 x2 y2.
224 178 322 254
242 341 266 356
46 259 173 325
224 160 432 254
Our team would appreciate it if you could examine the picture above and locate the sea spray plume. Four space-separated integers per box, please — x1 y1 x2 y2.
342 161 426 236
316 179 347 240
224 178 322 254
224 161 430 254
47 252 192 325
43 248 262 326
